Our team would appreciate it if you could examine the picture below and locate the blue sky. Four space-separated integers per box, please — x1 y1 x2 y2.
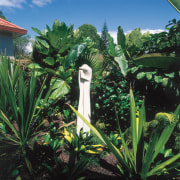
1 0 180 43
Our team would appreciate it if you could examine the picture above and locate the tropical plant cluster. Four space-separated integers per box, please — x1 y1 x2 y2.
0 17 180 180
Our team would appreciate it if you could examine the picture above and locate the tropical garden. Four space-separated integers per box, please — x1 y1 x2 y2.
0 1 180 179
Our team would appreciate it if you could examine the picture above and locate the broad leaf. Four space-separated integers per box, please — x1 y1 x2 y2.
65 43 86 69
114 45 128 77
154 75 163 83
106 33 115 57
43 57 55 66
47 31 59 49
146 72 153 80
32 27 45 37
35 36 49 49
106 33 128 76
49 78 70 99
28 63 47 76
164 72 175 78
137 72 146 79
134 54 180 69
28 63 43 69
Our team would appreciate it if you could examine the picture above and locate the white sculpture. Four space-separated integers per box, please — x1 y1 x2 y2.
77 64 92 134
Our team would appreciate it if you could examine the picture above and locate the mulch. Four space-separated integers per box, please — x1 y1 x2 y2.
59 149 121 180
85 152 121 180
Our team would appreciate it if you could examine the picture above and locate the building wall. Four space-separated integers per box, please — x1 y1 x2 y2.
0 31 14 56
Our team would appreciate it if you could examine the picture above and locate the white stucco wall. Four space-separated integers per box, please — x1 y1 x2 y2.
0 31 14 56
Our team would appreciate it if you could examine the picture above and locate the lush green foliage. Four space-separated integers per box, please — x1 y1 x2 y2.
1 16 180 179
63 128 104 164
78 24 101 50
69 89 180 179
91 70 142 132
104 33 128 77
117 27 150 59
138 19 180 56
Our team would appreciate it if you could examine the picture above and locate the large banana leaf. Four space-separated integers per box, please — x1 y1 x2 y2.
35 36 49 49
168 0 180 13
106 33 128 77
133 53 180 69
32 27 48 39
47 31 60 49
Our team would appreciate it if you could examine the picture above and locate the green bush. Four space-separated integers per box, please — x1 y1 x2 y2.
91 70 142 132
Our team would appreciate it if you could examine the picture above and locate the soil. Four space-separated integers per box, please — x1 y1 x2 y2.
16 117 179 180
84 152 121 180
59 149 121 180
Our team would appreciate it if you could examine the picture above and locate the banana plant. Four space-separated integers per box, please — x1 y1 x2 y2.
106 33 128 77
133 19 180 68
133 53 180 69
30 19 92 99
68 89 180 179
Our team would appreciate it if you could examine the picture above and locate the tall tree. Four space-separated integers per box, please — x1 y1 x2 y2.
100 21 109 51
117 26 126 50
0 11 7 20
78 24 101 49
13 35 31 58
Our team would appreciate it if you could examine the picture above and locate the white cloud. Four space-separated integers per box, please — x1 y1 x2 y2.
26 42 33 53
0 0 26 8
109 31 118 44
0 0 52 8
32 0 51 7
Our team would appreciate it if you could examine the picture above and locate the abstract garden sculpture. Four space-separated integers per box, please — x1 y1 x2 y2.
77 64 92 134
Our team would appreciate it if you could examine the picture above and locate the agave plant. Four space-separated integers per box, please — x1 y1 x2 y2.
0 65 53 174
0 54 20 113
68 89 180 179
